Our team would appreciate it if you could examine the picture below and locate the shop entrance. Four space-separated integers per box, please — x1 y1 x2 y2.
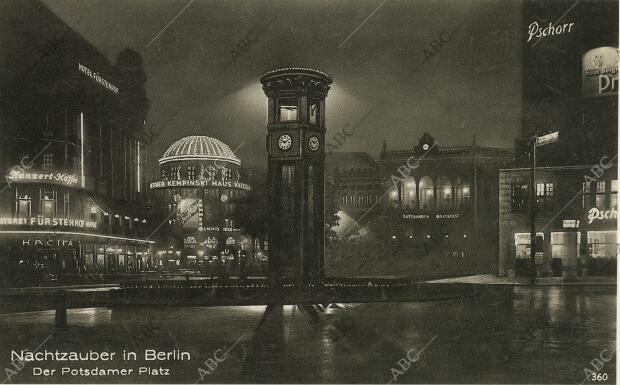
551 232 580 278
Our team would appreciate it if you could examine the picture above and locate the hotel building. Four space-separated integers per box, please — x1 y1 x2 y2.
0 0 154 285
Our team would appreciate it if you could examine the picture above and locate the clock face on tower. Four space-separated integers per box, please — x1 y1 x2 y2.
277 134 292 150
308 136 320 152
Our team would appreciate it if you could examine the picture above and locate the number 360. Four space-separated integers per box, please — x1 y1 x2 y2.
591 373 608 381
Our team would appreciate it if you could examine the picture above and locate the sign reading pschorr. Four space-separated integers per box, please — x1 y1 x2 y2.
150 179 251 191
582 47 618 97
0 217 97 229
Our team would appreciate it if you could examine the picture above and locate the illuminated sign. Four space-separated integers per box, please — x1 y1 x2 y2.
150 179 251 191
526 21 574 43
0 217 97 229
582 47 618 97
402 213 460 220
78 63 119 94
22 239 75 247
536 131 559 147
6 171 79 185
562 219 580 228
202 226 241 232
587 207 617 224
184 236 197 245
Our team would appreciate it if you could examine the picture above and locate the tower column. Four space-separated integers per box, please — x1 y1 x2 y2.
260 68 333 287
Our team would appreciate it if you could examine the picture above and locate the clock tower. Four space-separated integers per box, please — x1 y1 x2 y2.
259 68 333 287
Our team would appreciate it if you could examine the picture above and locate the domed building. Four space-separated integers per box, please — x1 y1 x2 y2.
150 135 261 274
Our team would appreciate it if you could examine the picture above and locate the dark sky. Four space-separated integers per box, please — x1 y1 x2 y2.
41 0 522 177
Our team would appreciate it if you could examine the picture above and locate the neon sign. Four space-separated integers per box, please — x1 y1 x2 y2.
22 239 75 247
587 207 617 224
78 63 119 94
150 179 251 191
6 171 79 185
0 217 97 229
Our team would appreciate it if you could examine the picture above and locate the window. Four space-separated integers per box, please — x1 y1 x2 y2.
385 180 399 208
587 231 617 258
63 193 70 217
278 98 298 122
42 153 54 170
16 191 31 217
162 168 168 180
309 100 319 125
437 176 452 210
536 182 554 210
40 188 56 217
401 177 416 208
462 185 470 204
583 181 592 209
595 181 606 208
510 184 528 212
514 232 544 259
419 176 434 211
551 232 580 259
455 177 470 208
611 180 617 209
187 166 196 180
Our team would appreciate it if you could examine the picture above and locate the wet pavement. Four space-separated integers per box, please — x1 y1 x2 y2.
0 286 615 384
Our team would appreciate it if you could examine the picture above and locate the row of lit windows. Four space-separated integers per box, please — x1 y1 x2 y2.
385 176 471 211
511 183 556 212
511 180 617 212
277 98 320 124
16 188 66 218
162 165 236 181
14 188 147 228
341 195 379 207
515 231 616 259
583 180 618 209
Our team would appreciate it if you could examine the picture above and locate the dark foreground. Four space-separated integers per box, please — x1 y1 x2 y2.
0 286 615 384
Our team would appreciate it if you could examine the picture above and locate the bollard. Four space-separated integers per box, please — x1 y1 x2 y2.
55 290 67 328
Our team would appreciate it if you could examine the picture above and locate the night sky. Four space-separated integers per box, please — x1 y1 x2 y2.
41 0 522 177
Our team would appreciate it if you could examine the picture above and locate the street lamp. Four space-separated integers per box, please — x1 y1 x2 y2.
528 130 559 284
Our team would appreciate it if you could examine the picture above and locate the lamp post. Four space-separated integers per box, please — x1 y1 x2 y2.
528 130 559 284
528 134 537 284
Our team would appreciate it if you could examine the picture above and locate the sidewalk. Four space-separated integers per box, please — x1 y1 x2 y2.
427 274 617 286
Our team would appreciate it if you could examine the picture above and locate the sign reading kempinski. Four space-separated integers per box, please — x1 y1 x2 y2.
150 179 251 191
0 217 97 229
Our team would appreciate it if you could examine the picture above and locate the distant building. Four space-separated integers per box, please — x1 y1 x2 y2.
0 0 153 286
327 133 513 265
499 0 618 277
150 136 260 274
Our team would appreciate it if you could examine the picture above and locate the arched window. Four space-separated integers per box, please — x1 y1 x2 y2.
401 176 416 208
385 179 399 209
455 177 471 208
437 176 452 210
419 176 434 211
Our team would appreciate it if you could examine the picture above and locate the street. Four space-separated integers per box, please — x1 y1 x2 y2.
0 286 615 384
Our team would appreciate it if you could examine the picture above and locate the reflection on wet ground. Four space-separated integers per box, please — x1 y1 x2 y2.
0 286 615 384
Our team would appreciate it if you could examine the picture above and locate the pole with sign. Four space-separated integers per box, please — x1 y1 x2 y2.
529 131 559 284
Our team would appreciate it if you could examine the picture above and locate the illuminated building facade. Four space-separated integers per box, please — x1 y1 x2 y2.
150 136 257 273
499 0 618 277
0 0 153 286
327 133 513 266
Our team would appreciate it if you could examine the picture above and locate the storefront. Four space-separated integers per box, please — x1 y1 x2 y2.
498 166 617 277
0 231 154 285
